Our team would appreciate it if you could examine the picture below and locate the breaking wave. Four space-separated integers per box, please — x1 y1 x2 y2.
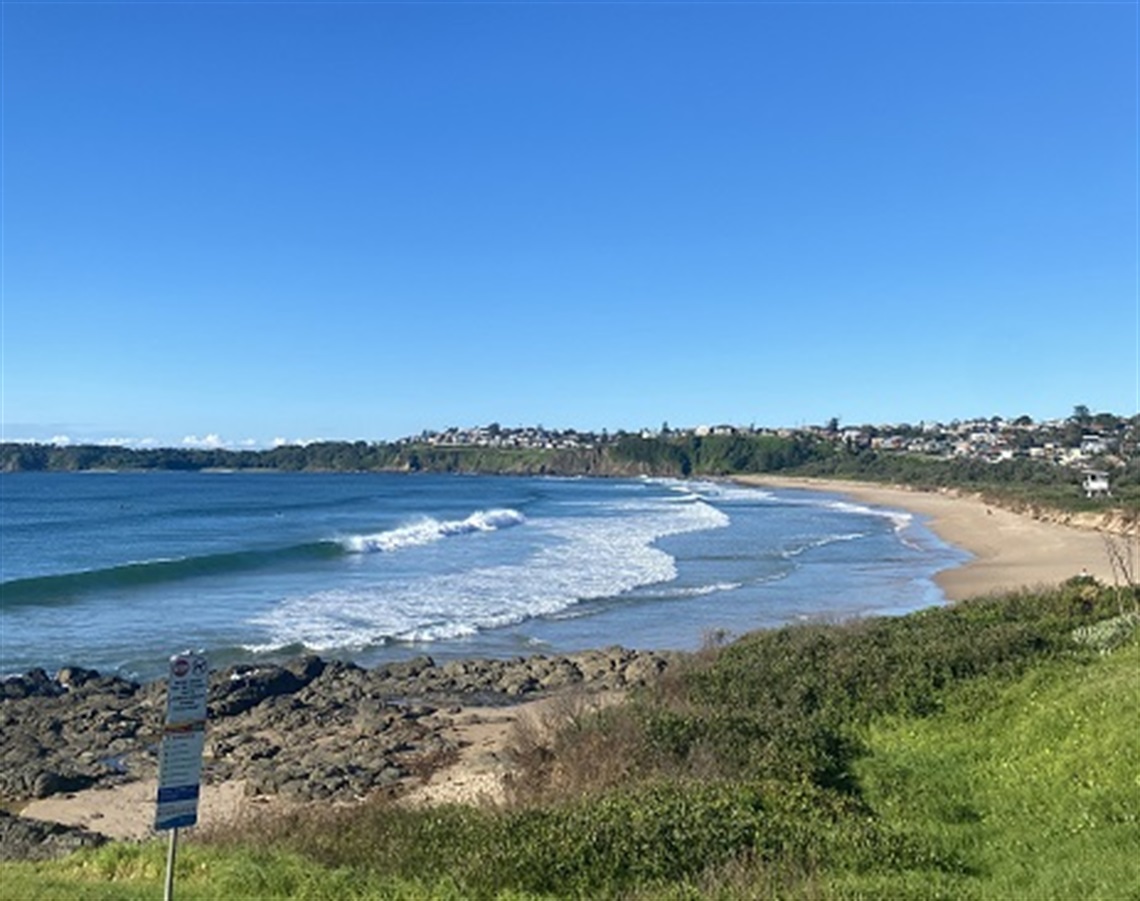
247 498 731 653
340 509 525 553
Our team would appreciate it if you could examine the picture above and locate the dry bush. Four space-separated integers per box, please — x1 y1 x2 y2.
503 688 647 806
502 641 737 806
1103 529 1140 614
193 795 348 850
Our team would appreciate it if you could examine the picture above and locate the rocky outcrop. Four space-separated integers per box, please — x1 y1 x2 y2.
0 670 156 801
0 647 681 858
0 811 108 861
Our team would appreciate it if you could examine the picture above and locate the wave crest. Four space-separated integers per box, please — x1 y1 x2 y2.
341 508 526 553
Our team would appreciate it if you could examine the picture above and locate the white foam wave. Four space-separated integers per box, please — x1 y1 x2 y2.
824 500 912 532
782 532 868 559
249 496 730 652
819 500 926 549
779 490 920 547
648 581 743 599
340 508 525 553
645 477 774 503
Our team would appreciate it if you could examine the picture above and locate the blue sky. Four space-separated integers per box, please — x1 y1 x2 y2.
2 2 1136 448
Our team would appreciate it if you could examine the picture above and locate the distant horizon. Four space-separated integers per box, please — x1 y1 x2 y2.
1 405 1128 453
3 3 1135 449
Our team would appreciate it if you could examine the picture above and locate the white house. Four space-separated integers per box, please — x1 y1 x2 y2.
1083 470 1111 498
1081 435 1109 456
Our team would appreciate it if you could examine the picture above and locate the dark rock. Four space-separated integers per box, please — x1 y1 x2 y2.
56 667 100 690
209 664 309 718
1 669 62 701
81 676 139 700
0 810 107 861
285 655 326 683
31 771 96 799
383 656 435 680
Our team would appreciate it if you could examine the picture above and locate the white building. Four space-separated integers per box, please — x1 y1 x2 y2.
1083 470 1111 498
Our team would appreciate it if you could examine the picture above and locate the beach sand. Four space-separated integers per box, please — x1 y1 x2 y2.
735 475 1132 601
18 479 1133 841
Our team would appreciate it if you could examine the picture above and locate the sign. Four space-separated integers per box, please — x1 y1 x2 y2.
155 651 208 831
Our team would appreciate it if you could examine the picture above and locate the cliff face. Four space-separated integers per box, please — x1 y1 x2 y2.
1028 506 1137 536
975 493 1138 537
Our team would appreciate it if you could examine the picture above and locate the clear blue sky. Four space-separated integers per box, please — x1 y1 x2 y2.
2 1 1136 448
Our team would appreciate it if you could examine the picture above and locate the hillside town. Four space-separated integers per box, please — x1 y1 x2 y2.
403 409 1135 473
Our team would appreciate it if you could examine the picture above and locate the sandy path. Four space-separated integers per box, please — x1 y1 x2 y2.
398 702 536 808
19 780 252 842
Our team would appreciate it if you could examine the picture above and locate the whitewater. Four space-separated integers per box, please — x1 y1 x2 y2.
0 471 967 680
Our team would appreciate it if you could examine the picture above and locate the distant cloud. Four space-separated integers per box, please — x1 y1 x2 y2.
49 435 72 446
182 433 226 449
182 434 264 450
272 437 325 448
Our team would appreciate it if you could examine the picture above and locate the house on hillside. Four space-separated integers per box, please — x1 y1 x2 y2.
1083 470 1111 498
1081 434 1110 456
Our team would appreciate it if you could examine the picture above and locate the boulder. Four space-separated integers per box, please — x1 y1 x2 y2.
0 810 107 861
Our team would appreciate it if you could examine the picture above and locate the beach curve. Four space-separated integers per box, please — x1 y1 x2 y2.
735 475 1133 601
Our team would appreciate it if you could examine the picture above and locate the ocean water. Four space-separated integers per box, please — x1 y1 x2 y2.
0 472 968 681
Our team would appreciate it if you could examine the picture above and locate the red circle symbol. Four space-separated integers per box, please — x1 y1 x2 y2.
172 657 190 678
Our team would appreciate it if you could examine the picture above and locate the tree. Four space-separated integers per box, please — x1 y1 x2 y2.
1072 405 1092 425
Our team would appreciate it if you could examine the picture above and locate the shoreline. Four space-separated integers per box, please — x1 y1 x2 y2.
6 479 1134 850
735 475 1127 601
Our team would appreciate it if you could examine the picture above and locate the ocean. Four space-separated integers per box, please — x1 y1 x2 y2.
0 471 968 682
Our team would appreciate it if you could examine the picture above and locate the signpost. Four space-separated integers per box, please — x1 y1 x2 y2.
155 651 208 901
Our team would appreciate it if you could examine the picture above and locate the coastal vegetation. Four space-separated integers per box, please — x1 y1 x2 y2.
4 580 1137 898
4 408 1137 516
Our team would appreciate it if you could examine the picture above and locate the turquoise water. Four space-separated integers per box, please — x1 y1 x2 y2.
0 472 967 680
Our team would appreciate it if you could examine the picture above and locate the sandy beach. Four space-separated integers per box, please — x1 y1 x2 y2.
736 475 1133 601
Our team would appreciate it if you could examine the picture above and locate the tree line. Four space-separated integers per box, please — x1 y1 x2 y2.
0 434 821 476
3 435 1136 510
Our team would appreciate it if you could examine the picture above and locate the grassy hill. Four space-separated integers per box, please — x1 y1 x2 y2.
3 580 1137 899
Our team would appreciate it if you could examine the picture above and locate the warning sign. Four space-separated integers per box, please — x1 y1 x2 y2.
155 651 208 831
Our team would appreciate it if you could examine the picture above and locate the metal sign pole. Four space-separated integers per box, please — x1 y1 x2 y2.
164 826 178 901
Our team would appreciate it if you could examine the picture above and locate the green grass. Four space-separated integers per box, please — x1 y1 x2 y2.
843 636 1140 900
3 584 1137 899
0 842 465 900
